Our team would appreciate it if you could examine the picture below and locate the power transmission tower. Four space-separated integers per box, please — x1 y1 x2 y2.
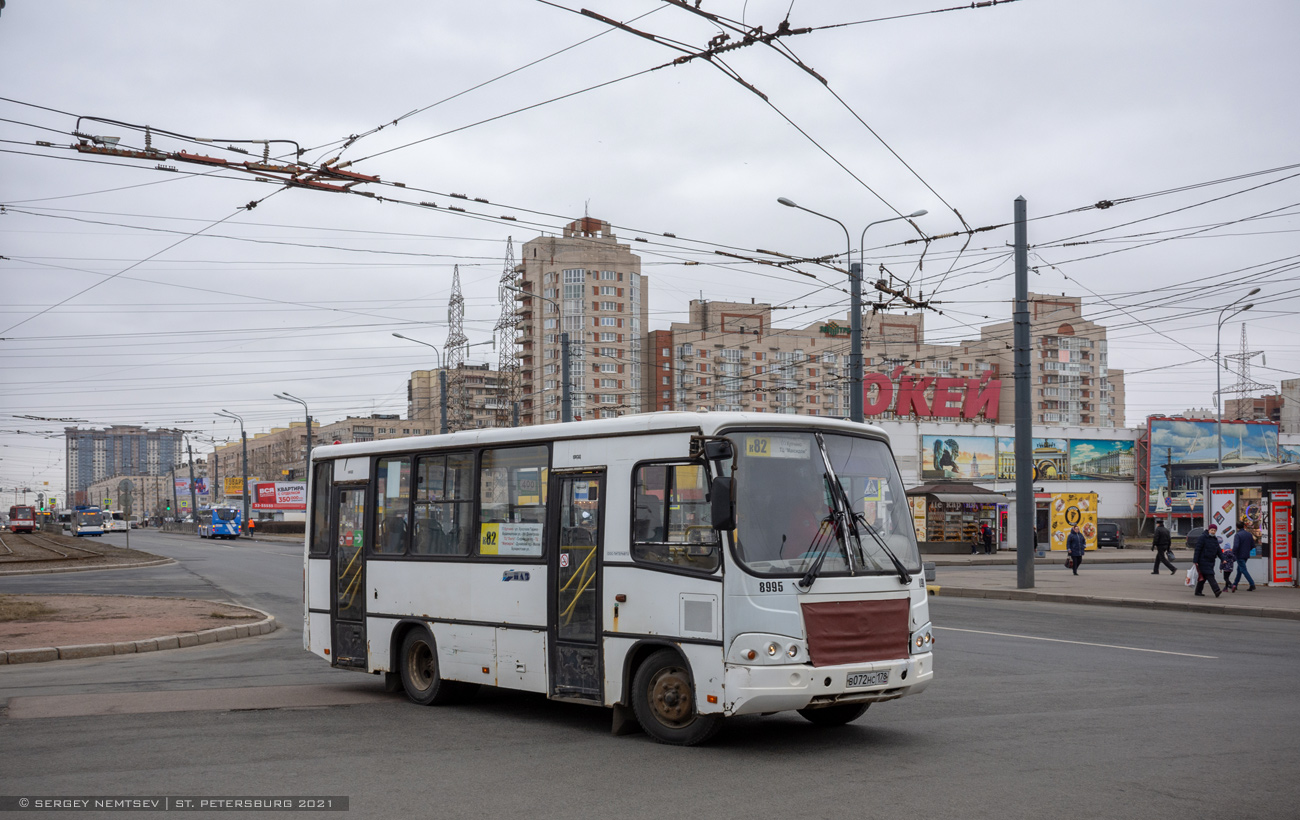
494 237 521 427
1221 324 1273 416
445 265 470 432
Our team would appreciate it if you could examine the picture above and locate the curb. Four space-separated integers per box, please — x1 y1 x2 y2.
0 558 175 578
927 584 1300 621
1 604 278 665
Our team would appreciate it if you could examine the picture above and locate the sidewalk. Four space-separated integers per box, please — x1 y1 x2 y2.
928 551 1300 620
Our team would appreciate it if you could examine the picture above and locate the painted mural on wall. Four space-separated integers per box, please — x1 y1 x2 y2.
921 436 997 481
1146 418 1280 514
1069 439 1136 481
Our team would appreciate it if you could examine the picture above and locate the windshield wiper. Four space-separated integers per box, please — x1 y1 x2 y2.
850 510 912 585
797 506 839 590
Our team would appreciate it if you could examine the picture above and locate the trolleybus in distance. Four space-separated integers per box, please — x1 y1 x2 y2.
71 505 105 537
198 506 241 539
303 412 934 745
7 505 36 534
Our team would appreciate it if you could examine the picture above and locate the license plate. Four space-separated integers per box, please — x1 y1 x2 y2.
846 670 889 689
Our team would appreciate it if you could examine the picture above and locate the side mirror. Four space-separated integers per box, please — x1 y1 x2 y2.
702 439 733 461
710 476 735 531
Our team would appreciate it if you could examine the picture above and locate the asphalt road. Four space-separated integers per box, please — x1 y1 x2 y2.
2 531 1297 819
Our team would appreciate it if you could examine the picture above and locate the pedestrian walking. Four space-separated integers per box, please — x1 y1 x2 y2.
1192 524 1223 597
1219 540 1236 592
981 523 995 555
1151 520 1177 575
1232 519 1258 591
1066 524 1086 575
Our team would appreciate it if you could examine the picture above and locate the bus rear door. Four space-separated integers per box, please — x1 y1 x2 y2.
331 482 368 669
548 470 605 701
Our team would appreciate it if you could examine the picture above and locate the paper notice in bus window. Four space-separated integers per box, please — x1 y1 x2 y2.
385 460 403 498
744 435 810 459
480 522 543 556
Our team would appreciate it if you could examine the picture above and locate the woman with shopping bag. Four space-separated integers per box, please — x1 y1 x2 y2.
1191 524 1222 597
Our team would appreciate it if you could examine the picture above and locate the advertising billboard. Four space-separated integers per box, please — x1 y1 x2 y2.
1069 439 1136 481
251 482 307 511
1146 418 1280 514
922 435 997 481
1049 492 1098 551
995 437 1072 481
174 477 209 497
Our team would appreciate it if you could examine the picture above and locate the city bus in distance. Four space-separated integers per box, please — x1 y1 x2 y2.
103 510 129 532
303 412 934 745
7 505 36 533
57 511 72 532
198 506 241 539
71 506 104 537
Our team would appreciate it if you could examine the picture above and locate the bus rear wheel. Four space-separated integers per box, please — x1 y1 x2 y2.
399 629 461 706
632 649 722 746
798 703 869 726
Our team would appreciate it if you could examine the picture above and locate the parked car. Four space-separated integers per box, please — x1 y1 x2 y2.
1097 522 1126 549
1183 527 1206 551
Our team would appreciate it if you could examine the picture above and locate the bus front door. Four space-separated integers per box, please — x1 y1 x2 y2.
548 471 605 701
331 484 367 669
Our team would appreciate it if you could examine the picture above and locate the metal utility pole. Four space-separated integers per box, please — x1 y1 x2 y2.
275 393 312 480
1014 196 1034 589
446 265 470 432
392 334 449 434
171 466 179 520
186 438 199 525
216 410 250 536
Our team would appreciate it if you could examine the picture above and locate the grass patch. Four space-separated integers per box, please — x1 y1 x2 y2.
0 595 58 622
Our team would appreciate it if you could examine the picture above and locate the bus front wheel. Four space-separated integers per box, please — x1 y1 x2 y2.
798 703 869 726
631 649 722 746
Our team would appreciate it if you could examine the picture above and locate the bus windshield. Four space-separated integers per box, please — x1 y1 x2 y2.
215 508 237 521
732 430 920 577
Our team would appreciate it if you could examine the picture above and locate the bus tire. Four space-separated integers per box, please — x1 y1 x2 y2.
631 649 722 746
797 703 869 726
399 629 456 706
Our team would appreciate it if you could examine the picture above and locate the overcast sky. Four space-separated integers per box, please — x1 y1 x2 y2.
3 0 1298 502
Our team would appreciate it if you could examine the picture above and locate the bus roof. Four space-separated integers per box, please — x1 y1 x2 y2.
311 411 892 462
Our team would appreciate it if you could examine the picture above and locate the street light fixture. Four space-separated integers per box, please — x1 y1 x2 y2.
777 197 926 423
1216 287 1261 471
274 392 312 482
393 333 449 434
502 283 573 424
215 410 250 536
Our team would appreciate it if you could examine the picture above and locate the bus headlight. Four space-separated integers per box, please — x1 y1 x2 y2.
729 634 808 665
910 623 934 655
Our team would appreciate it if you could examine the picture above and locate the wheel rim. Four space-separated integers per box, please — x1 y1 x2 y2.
406 640 435 691
647 665 695 728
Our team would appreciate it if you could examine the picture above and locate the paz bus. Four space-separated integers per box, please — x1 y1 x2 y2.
303 412 934 745
198 506 241 539
7 505 36 533
71 505 104 537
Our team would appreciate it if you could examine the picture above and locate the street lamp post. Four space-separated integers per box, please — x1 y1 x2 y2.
216 410 250 536
1215 288 1260 470
777 198 926 423
502 284 572 423
274 392 312 481
392 333 448 435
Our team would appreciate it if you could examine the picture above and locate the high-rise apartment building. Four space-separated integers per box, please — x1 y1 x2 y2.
65 426 182 506
515 217 649 424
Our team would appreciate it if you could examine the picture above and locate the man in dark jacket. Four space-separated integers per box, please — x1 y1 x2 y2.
1232 520 1258 591
1192 524 1223 597
1066 525 1086 575
1151 521 1177 574
982 523 995 554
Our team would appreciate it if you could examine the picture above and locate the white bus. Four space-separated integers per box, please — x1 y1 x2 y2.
303 412 934 745
103 510 129 532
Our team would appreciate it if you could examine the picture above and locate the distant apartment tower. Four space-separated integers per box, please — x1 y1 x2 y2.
65 425 182 506
515 217 649 424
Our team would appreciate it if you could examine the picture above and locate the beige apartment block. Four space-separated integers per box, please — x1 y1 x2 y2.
660 293 1125 428
515 217 650 425
84 472 185 519
408 363 513 431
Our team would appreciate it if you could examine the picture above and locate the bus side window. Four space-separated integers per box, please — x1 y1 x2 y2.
414 452 474 556
631 463 719 572
374 457 411 555
308 461 332 556
478 445 547 557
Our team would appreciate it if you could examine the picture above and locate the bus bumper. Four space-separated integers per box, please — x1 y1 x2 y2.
723 653 933 716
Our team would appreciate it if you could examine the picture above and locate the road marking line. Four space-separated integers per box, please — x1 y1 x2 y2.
934 626 1217 659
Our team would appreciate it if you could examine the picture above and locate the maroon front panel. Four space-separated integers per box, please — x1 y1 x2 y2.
801 598 910 667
